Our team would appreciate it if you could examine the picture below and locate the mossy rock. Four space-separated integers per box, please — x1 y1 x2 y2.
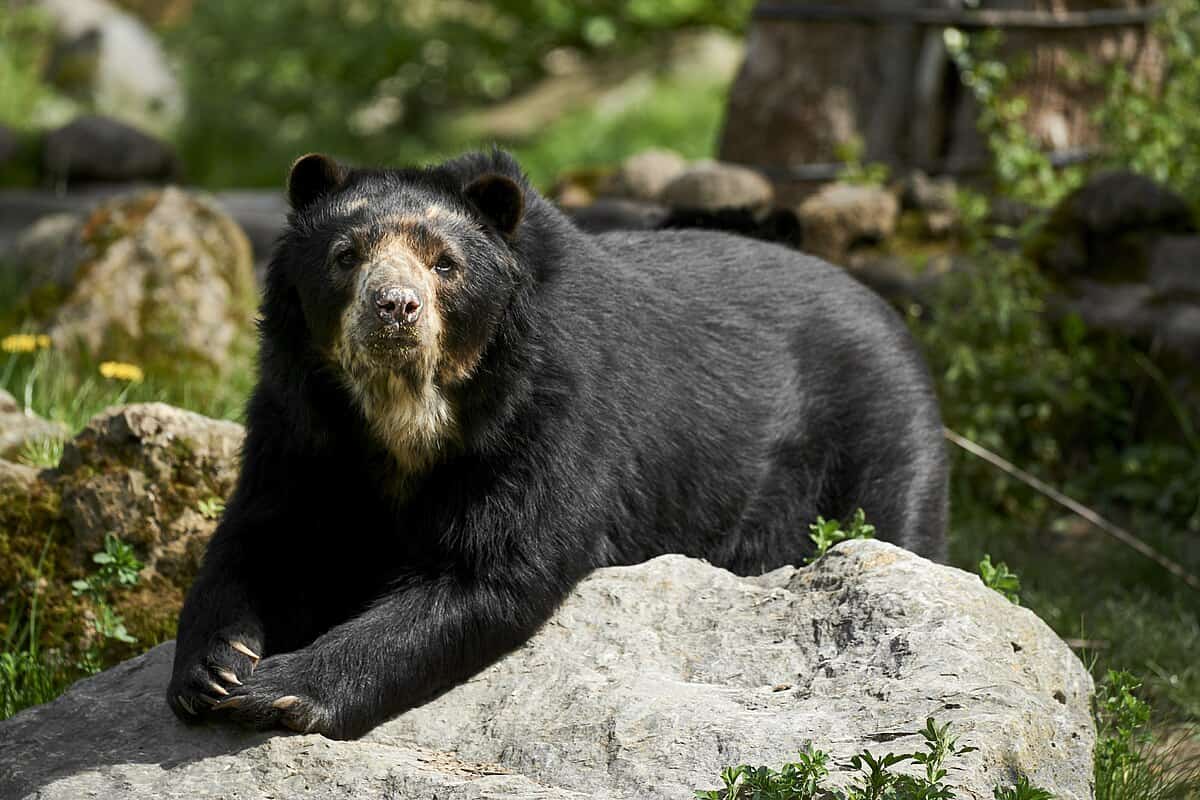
1 403 244 669
55 403 244 588
0 459 81 653
10 188 257 377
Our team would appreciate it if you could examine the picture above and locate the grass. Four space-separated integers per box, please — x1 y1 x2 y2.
500 71 733 188
0 531 72 719
909 245 1200 727
0 342 254 434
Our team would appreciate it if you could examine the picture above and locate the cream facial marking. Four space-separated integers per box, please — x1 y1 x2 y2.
328 228 459 476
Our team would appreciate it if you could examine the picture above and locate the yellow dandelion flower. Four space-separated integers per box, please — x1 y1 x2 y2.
2 333 51 353
99 361 145 383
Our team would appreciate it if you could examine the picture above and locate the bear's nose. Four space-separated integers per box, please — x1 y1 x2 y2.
374 287 422 325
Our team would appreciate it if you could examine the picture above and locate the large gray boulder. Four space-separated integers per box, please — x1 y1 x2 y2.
0 540 1093 800
42 115 179 184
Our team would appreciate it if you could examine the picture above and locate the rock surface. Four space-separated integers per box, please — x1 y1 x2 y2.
659 161 774 212
1031 171 1196 282
0 541 1094 800
42 115 179 184
797 183 900 263
601 149 688 203
12 187 256 372
1030 172 1200 366
56 403 244 586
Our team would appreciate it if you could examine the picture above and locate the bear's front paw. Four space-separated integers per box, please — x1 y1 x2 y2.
211 652 336 736
168 633 263 720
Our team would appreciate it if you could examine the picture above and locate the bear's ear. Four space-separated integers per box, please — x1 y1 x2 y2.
465 173 524 239
288 153 346 211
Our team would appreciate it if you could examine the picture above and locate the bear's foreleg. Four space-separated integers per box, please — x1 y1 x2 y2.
166 533 267 721
210 567 565 739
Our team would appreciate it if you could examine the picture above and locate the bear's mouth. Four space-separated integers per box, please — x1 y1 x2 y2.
365 326 421 355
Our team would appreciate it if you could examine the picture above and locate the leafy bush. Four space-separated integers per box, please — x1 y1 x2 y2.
911 246 1200 717
1096 0 1200 208
1095 671 1200 800
944 28 1081 209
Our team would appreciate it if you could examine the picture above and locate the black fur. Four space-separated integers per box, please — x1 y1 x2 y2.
167 150 947 739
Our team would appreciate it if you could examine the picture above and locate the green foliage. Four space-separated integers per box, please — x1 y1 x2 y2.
913 243 1200 718
694 719 1050 800
1094 671 1200 800
507 71 730 187
835 137 890 187
845 718 978 800
1095 0 1200 207
977 554 1021 605
806 508 876 564
0 648 70 720
0 341 252 434
0 531 73 719
16 435 65 470
168 1 752 186
695 748 829 800
70 535 143 651
944 28 1082 209
197 497 226 521
0 6 60 129
71 535 143 596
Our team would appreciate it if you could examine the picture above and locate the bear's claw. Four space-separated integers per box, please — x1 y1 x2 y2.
214 668 242 686
229 640 261 663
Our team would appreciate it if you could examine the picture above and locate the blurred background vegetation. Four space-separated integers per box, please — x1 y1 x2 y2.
1 0 1199 788
2 0 754 186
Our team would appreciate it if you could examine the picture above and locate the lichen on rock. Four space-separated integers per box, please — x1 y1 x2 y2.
10 188 256 376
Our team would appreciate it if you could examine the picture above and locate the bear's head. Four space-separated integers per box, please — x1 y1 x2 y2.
269 152 532 472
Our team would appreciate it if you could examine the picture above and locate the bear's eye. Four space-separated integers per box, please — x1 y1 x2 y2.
331 244 358 270
432 253 457 275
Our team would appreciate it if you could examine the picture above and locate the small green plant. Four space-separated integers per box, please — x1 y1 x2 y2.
1092 670 1200 800
16 435 65 469
695 747 829 800
70 534 143 654
845 718 978 800
197 496 226 521
807 508 876 563
994 775 1054 800
978 554 1022 605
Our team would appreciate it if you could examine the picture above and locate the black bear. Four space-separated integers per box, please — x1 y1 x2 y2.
167 150 947 739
